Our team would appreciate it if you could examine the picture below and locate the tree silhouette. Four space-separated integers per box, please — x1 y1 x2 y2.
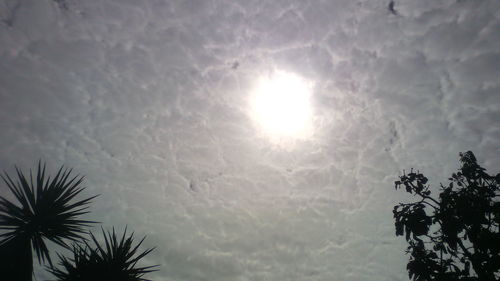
393 151 499 281
48 227 158 281
0 162 98 281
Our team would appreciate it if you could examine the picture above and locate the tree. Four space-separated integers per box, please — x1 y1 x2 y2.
0 162 98 281
48 227 158 281
393 151 499 281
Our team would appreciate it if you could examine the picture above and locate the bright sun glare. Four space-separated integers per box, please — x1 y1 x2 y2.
250 70 313 140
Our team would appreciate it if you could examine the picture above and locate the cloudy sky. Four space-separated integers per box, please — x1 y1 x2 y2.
0 0 499 280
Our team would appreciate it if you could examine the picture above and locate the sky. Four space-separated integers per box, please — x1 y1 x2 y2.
0 0 499 280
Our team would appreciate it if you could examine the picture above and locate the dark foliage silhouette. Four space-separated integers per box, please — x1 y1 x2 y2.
48 227 158 281
0 162 98 281
393 151 499 281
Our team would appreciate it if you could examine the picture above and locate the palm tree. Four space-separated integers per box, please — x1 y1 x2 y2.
0 162 98 281
48 227 158 281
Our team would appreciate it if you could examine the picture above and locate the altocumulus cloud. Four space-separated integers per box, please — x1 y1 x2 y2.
0 0 499 280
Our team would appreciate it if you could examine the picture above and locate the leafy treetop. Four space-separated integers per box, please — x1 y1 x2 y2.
393 151 499 281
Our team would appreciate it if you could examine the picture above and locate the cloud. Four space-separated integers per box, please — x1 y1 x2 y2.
1 0 498 280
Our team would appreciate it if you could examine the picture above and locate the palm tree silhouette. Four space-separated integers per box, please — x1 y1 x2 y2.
0 162 98 281
48 227 158 281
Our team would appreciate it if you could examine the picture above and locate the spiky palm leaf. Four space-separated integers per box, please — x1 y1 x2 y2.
48 227 159 281
0 161 98 265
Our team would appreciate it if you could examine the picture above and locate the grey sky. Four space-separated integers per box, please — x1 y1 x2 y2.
0 0 499 280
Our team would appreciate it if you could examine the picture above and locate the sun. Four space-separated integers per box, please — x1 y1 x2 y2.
250 70 313 141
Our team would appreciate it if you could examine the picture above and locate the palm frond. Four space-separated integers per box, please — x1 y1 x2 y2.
48 227 159 281
0 161 99 265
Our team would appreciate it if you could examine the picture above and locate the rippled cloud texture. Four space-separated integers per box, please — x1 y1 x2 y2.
0 0 499 280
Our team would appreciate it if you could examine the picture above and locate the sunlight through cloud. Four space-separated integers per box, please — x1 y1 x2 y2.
250 70 314 142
